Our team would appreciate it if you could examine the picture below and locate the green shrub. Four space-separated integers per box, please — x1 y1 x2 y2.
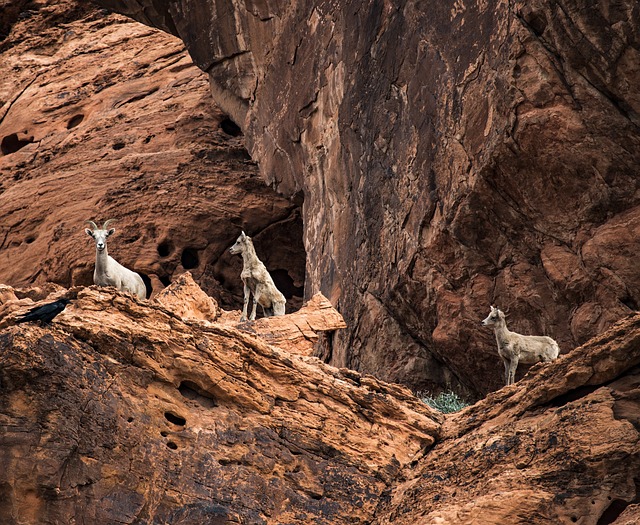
420 390 470 413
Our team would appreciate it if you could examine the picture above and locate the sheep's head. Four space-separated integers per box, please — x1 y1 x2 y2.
229 231 250 255
481 305 505 327
85 219 116 252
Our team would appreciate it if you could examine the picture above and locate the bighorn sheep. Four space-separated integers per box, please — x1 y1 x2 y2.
85 219 146 300
481 306 560 386
229 231 286 321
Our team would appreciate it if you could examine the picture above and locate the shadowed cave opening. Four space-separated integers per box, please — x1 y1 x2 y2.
181 247 199 269
178 380 217 408
1 133 34 155
220 117 242 137
138 272 153 299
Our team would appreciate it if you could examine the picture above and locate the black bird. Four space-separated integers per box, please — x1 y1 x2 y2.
15 298 71 325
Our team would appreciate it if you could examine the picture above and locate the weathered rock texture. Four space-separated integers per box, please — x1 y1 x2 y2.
93 0 640 396
373 312 640 525
0 283 438 524
1 282 639 524
0 0 305 313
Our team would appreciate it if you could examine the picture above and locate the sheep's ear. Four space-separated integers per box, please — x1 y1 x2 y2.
85 228 94 237
106 228 115 236
240 231 246 238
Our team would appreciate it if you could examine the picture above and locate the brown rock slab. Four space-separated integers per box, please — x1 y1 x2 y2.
0 283 440 524
373 313 640 525
228 292 347 356
153 270 220 322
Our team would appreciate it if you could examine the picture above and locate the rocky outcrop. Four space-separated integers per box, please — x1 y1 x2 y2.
92 0 640 396
0 283 439 524
0 0 305 313
1 281 639 524
373 312 640 524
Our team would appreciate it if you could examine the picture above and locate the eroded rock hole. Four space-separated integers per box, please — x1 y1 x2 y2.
159 274 172 287
220 117 242 137
25 236 35 244
178 380 217 408
166 441 178 450
157 240 173 257
620 294 639 311
164 411 186 426
67 114 84 129
112 141 125 150
1 133 34 155
181 248 199 269
597 499 634 525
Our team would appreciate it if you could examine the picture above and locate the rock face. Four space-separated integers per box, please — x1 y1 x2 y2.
373 312 640 525
0 284 439 524
0 282 639 524
92 0 640 396
0 0 305 314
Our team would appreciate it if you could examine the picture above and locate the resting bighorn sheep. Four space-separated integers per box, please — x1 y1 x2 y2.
85 219 146 300
229 231 286 321
482 306 560 386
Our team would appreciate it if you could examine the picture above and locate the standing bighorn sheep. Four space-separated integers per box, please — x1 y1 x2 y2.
229 231 286 321
85 220 146 300
482 306 560 386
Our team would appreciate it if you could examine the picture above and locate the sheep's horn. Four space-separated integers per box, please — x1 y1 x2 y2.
102 219 115 229
85 220 98 230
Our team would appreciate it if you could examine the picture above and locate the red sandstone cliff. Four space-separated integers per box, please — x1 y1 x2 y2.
2 0 639 396
0 0 305 314
0 279 638 524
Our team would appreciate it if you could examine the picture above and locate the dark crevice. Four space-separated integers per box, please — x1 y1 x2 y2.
597 498 637 525
138 272 152 299
546 385 600 408
270 269 303 300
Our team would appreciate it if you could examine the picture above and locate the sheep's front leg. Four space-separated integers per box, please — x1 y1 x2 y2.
240 282 251 322
250 284 262 321
507 358 518 385
502 358 511 386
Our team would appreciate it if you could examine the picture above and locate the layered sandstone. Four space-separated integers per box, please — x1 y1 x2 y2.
0 281 639 524
0 283 438 524
92 0 640 397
